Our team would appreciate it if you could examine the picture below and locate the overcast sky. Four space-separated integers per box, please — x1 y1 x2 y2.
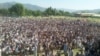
0 0 100 10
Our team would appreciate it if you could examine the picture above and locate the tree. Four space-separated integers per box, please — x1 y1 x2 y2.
44 7 54 16
25 9 33 16
33 10 42 16
64 11 70 16
44 7 71 16
0 9 9 16
9 3 25 16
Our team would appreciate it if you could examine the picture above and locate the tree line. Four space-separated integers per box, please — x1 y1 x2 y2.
0 3 71 16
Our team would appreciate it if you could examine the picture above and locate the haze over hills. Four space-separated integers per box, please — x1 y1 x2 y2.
74 9 100 13
0 2 45 11
0 2 100 13
0 2 77 12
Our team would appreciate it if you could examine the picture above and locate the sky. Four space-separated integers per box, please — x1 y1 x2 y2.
0 0 100 10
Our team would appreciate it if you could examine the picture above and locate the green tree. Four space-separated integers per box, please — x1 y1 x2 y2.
0 9 9 16
64 11 70 16
44 7 54 16
33 10 42 16
25 9 33 16
44 7 70 16
9 3 25 16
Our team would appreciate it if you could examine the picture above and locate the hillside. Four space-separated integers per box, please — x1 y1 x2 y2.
75 9 100 14
0 2 77 12
0 2 45 11
0 2 100 13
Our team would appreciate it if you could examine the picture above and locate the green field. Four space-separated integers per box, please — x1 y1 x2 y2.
22 16 100 23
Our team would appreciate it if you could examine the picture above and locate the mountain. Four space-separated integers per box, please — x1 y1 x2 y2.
0 2 45 11
0 2 78 12
24 4 45 11
0 2 16 9
58 8 77 12
74 9 100 14
55 8 100 13
92 9 100 13
0 2 100 13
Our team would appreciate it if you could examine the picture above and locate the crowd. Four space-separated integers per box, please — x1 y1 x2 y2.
0 17 100 56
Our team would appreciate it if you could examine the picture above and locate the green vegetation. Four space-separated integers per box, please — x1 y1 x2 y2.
24 16 100 23
9 3 25 16
0 3 71 16
0 9 9 16
0 3 100 22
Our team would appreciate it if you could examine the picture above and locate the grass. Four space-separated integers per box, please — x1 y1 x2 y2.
87 17 100 23
73 48 81 56
1 16 100 23
23 16 100 23
37 48 81 56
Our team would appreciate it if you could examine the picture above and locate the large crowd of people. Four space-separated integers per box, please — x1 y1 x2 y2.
0 17 100 56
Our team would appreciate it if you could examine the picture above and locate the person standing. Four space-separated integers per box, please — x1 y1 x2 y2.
33 35 39 56
63 42 68 56
68 48 73 56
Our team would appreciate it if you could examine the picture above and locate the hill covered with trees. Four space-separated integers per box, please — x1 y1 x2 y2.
0 3 71 16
